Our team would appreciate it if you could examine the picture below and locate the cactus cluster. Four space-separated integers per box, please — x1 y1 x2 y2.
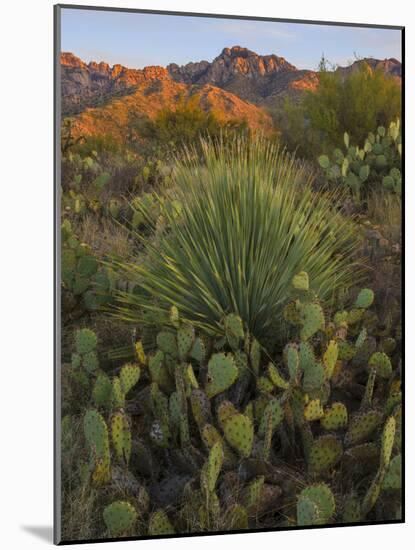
63 271 401 538
61 220 116 315
318 119 402 196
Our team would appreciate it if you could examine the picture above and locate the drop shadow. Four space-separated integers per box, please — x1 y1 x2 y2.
21 525 54 543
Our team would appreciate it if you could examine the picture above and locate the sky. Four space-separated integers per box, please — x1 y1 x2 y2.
60 8 402 71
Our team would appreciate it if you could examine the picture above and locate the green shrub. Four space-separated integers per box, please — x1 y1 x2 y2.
277 60 401 158
114 135 359 340
139 95 248 149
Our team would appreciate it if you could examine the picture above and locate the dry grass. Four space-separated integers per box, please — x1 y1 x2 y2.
77 214 134 260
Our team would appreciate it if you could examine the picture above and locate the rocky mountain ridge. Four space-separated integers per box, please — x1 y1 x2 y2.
61 47 402 141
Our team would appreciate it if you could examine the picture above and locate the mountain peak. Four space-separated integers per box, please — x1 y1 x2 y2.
220 45 256 58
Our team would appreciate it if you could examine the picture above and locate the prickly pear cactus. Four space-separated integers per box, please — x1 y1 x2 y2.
190 389 212 429
323 340 338 380
83 410 110 485
268 363 289 389
205 353 238 398
383 454 401 490
368 352 392 379
177 324 195 360
224 313 244 350
286 344 299 380
120 363 140 395
300 303 325 341
355 288 374 309
103 501 137 537
201 441 224 493
222 410 254 458
345 409 382 446
190 336 206 363
75 328 97 355
304 399 324 422
156 331 178 357
297 483 335 525
292 271 309 291
112 377 125 409
321 402 348 431
92 372 112 408
111 411 131 465
258 398 284 436
148 510 175 535
308 435 343 474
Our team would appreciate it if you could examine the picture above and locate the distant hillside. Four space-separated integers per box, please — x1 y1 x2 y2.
64 76 273 141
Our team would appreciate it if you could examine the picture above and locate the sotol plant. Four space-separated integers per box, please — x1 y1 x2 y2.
114 135 359 340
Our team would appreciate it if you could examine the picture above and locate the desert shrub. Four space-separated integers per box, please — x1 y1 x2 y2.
277 61 401 158
318 119 402 198
113 135 360 341
139 95 248 149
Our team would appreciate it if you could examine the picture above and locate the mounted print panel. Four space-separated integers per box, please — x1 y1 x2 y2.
54 4 404 544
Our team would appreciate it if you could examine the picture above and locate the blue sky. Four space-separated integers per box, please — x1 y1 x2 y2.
61 8 402 71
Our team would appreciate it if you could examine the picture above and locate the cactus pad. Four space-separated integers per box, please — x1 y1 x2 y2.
190 337 206 363
202 424 224 449
135 340 146 365
345 410 382 446
286 344 299 380
223 412 254 457
92 372 112 408
338 341 356 361
103 501 137 536
297 496 321 526
323 340 338 380
304 399 324 422
355 288 374 309
156 331 177 357
190 389 211 429
224 313 244 350
380 416 396 470
292 271 309 291
321 402 348 431
308 435 342 473
203 441 224 493
250 338 261 375
83 351 99 373
383 454 401 490
111 377 125 409
111 411 131 465
148 510 175 535
300 303 325 341
83 409 110 485
302 360 325 393
267 363 289 389
342 497 362 523
177 325 195 360
298 483 335 524
217 400 239 427
75 328 97 354
120 363 140 395
205 353 238 398
258 398 284 436
257 376 274 393
368 352 392 379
